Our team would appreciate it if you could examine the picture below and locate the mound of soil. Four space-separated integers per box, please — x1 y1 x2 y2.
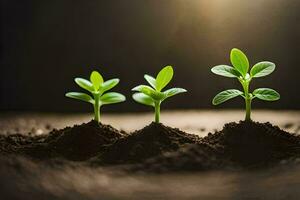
2 120 300 173
204 121 300 167
127 121 300 173
0 121 125 161
95 122 200 165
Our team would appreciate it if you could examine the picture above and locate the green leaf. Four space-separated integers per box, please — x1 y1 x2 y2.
132 85 165 100
211 65 241 78
155 66 173 91
100 92 126 105
132 85 155 94
163 88 187 98
250 61 275 78
144 74 156 89
132 93 155 107
90 71 103 91
74 78 94 92
65 92 94 104
253 88 280 101
100 78 119 93
212 89 243 105
230 48 249 77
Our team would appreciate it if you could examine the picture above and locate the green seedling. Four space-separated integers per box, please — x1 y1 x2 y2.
211 48 280 121
65 70 126 123
132 66 187 123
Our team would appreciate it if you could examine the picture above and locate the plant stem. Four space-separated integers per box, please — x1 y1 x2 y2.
93 95 101 123
154 101 161 123
245 97 251 121
242 80 251 121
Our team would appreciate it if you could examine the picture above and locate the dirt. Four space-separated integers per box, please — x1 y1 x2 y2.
0 121 200 165
203 121 300 167
1 119 300 172
1 112 300 199
0 120 125 161
128 143 230 173
94 122 200 165
128 121 300 173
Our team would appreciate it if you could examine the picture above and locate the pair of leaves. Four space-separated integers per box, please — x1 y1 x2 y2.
75 71 104 92
212 88 280 105
75 73 119 94
66 92 125 105
132 87 187 107
211 48 275 79
66 70 125 105
132 66 187 107
143 65 174 92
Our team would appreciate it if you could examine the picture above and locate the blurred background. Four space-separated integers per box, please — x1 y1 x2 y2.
1 0 299 113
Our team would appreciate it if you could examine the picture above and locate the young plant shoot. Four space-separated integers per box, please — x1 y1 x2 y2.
65 71 126 123
211 48 280 121
132 66 187 123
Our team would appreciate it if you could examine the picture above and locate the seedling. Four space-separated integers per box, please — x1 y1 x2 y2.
65 70 126 123
132 66 187 123
211 48 280 121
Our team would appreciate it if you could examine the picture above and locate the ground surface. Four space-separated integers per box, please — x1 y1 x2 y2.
0 110 300 200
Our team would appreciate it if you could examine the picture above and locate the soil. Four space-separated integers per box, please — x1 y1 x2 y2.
1 119 300 172
203 121 300 167
0 120 125 161
128 143 230 173
128 121 300 173
94 122 200 165
1 112 300 199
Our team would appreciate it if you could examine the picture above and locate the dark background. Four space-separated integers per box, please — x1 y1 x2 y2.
1 0 299 113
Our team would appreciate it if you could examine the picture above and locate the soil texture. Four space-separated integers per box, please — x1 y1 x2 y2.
95 122 200 165
203 121 300 167
0 120 125 161
1 120 300 172
127 121 300 173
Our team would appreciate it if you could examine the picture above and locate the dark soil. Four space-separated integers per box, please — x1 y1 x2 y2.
1 120 300 173
127 143 229 173
94 122 200 165
203 121 300 167
127 121 300 173
0 121 125 161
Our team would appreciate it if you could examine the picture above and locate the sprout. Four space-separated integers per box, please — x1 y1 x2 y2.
211 48 280 121
132 66 187 123
65 70 126 123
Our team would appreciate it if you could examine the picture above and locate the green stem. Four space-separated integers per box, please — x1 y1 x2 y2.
242 80 251 121
93 95 101 123
245 97 251 121
154 101 161 123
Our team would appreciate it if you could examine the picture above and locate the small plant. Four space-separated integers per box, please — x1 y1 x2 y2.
211 48 280 121
132 65 187 123
65 70 126 123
